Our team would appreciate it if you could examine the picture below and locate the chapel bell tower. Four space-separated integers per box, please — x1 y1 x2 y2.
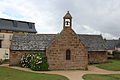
63 11 72 28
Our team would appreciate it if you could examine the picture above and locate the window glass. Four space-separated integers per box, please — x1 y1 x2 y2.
66 49 71 60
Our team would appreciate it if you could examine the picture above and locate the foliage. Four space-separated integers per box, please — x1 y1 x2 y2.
30 53 49 71
96 59 120 71
0 66 69 80
20 53 33 68
0 59 3 65
113 50 120 55
2 59 9 64
0 59 9 65
20 52 49 71
83 74 120 80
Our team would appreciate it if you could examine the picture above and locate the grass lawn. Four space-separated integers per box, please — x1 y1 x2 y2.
83 74 120 80
96 59 120 71
0 66 69 80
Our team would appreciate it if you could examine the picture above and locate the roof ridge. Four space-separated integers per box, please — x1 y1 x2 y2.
78 34 101 36
106 40 120 41
37 33 57 35
0 18 34 24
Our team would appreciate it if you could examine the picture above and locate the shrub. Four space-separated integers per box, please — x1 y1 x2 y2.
113 50 120 55
20 53 33 68
2 59 9 64
0 59 3 65
20 52 49 71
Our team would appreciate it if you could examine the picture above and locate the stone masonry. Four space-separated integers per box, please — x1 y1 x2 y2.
9 11 108 70
10 51 43 65
46 27 88 70
88 51 107 64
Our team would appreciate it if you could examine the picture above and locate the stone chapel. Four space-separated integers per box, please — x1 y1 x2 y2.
10 11 107 70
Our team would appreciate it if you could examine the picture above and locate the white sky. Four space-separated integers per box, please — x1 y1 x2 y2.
0 0 120 39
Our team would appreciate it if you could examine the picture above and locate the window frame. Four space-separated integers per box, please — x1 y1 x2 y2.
13 21 17 27
0 40 2 48
28 23 32 29
66 49 71 60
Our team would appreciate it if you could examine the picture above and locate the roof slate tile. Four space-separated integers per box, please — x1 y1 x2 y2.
10 34 107 51
0 18 37 33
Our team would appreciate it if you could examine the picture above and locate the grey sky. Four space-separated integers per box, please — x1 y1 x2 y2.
0 0 120 39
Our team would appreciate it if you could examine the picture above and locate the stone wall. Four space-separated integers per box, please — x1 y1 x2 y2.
46 27 88 70
10 50 44 66
116 48 120 51
0 33 13 49
114 54 120 59
88 51 107 64
0 33 13 59
0 48 9 59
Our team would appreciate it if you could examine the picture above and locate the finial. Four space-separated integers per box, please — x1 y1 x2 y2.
63 11 72 19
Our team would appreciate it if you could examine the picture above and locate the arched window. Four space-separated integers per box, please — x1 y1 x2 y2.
66 49 71 60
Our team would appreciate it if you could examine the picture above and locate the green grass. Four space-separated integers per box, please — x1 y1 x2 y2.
96 59 120 71
83 74 120 80
0 66 69 80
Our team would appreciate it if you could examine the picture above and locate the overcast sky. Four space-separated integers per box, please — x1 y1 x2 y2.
0 0 120 39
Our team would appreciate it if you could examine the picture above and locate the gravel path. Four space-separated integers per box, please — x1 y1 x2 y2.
1 64 120 80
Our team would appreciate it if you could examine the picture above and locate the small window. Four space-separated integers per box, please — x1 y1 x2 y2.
88 54 90 59
0 40 2 48
66 49 71 60
9 35 12 41
28 23 32 29
13 21 17 27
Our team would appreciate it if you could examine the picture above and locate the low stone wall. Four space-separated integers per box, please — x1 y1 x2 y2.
88 51 107 64
9 50 44 66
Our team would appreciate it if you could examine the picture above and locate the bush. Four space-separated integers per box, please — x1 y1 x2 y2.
20 52 49 71
2 59 9 64
112 50 120 59
20 53 33 68
0 59 3 65
113 50 120 55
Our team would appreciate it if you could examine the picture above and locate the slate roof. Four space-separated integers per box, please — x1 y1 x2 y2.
105 40 120 50
0 18 37 33
10 34 107 51
116 43 120 48
10 34 56 51
78 34 106 51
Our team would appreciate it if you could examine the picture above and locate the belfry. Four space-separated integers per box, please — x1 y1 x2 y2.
63 11 72 28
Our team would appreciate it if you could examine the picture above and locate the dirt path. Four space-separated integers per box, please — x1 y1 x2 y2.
1 64 120 80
